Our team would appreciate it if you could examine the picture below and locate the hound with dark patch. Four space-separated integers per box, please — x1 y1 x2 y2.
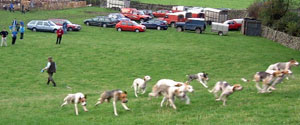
186 72 209 88
209 81 243 106
95 89 130 116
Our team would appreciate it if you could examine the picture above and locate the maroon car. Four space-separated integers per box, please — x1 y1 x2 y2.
49 19 81 31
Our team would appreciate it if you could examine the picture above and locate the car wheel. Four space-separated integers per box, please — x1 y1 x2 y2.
171 23 175 28
32 28 37 32
218 31 223 36
53 29 57 33
117 28 122 32
140 19 144 23
86 22 90 26
68 27 73 31
157 26 161 30
196 28 202 34
135 29 140 33
176 27 182 32
103 24 107 28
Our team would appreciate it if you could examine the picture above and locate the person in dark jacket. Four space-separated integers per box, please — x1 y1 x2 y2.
0 28 8 47
21 5 25 14
56 28 64 44
42 57 57 87
62 21 68 34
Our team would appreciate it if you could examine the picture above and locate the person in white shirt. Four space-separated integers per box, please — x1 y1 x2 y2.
42 57 57 87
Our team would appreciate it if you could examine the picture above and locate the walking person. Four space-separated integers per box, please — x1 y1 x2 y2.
11 30 18 45
56 28 64 44
9 3 14 12
21 4 25 14
0 28 8 47
20 26 25 40
42 57 57 87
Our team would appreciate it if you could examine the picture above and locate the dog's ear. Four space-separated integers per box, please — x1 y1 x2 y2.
175 89 179 94
84 94 87 99
175 83 182 87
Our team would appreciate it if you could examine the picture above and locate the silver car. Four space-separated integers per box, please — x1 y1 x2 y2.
27 20 62 33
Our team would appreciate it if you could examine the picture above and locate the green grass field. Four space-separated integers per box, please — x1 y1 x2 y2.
1 7 300 124
133 0 255 9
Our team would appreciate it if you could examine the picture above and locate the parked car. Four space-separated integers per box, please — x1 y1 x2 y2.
115 21 146 32
83 16 118 27
175 18 206 34
211 22 229 36
49 19 81 31
223 20 242 30
27 20 62 33
141 19 168 30
152 10 171 17
121 8 152 22
108 13 130 21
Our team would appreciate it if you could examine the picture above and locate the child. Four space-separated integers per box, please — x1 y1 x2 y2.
11 30 18 45
20 26 25 40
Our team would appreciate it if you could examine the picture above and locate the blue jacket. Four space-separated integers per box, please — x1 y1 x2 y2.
12 31 18 37
10 3 13 8
20 27 25 33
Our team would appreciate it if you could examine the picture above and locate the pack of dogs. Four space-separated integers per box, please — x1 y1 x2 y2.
61 59 298 116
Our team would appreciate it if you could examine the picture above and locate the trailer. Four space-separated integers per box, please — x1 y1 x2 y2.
204 8 228 24
211 22 228 36
106 0 130 9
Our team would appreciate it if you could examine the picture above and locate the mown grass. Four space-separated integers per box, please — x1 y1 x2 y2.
0 7 300 125
133 0 255 9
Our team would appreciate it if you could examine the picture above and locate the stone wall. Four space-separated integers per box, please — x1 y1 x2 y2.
130 1 173 11
262 26 300 50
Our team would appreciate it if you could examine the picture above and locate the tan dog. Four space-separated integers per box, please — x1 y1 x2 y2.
95 90 129 116
209 81 243 106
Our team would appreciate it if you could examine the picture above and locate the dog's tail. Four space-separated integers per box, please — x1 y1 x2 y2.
241 78 250 82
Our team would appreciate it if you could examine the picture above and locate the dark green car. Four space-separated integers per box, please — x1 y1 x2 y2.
83 16 119 28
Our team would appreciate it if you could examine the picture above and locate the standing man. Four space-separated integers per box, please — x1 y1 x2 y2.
11 30 18 45
56 28 64 44
20 26 25 40
62 21 68 34
42 57 57 87
0 28 8 47
21 4 25 14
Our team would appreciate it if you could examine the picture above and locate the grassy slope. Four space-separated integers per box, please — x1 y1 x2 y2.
133 0 255 9
0 7 300 124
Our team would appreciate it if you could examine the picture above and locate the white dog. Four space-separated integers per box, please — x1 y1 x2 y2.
186 72 209 88
266 59 299 80
149 79 194 107
209 81 243 106
61 92 88 115
132 76 151 97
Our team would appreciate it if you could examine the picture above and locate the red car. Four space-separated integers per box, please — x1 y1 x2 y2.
152 10 170 17
224 20 242 30
115 21 146 32
49 19 81 31
161 12 188 27
121 8 152 22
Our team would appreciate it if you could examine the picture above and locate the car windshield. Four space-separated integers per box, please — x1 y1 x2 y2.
138 11 145 15
48 21 56 26
65 20 72 24
117 14 125 18
132 21 139 26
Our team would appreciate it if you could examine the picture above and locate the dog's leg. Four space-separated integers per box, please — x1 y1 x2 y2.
74 104 79 115
113 101 118 116
255 82 263 93
141 87 146 94
160 97 167 107
82 105 88 112
121 103 130 110
185 95 190 105
222 96 227 106
61 101 68 107
134 84 138 97
168 97 177 110
200 80 208 88
95 98 104 106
